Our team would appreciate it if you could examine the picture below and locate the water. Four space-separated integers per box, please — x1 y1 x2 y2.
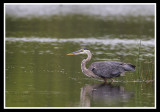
5 4 155 108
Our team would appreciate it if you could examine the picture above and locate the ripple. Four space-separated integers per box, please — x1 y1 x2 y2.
6 37 155 46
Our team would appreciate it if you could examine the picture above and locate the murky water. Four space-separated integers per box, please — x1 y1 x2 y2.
5 4 155 108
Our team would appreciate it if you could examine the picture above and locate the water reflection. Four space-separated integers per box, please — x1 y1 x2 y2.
80 83 134 107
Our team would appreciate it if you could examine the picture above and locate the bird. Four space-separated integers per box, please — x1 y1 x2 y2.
67 48 136 83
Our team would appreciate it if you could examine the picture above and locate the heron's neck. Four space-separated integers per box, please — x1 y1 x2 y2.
81 52 98 78
84 52 92 63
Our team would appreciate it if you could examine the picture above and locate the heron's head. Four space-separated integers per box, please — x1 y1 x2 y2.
67 48 90 55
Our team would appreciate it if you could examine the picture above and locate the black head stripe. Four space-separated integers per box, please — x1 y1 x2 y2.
83 48 88 50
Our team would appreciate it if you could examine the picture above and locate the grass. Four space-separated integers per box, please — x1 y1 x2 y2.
136 40 141 80
136 40 154 82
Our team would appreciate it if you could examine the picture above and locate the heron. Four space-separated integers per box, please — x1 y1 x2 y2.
67 48 136 83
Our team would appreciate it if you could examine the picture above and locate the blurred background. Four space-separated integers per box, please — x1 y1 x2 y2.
5 4 155 107
5 4 154 38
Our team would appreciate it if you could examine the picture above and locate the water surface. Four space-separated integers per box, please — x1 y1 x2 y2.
5 36 155 107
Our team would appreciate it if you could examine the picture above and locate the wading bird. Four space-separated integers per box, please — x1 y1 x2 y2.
67 48 136 83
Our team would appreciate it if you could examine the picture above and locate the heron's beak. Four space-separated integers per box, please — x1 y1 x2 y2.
67 50 81 55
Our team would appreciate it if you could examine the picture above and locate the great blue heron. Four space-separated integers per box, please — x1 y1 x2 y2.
67 48 136 83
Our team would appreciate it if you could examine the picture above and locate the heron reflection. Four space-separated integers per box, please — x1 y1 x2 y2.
67 48 136 83
80 83 134 107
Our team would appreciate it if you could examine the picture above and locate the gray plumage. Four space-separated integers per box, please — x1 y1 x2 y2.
88 61 136 78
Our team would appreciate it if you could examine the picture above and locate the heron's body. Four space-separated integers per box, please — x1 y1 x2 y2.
67 48 136 83
89 61 135 78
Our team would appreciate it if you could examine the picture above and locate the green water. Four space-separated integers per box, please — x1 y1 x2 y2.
5 14 155 107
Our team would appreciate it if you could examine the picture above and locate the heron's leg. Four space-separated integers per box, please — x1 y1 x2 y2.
104 78 107 84
110 78 113 83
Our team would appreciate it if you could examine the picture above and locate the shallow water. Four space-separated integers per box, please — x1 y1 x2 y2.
5 36 155 107
5 5 155 108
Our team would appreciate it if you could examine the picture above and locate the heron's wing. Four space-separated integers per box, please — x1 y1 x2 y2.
89 61 126 78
